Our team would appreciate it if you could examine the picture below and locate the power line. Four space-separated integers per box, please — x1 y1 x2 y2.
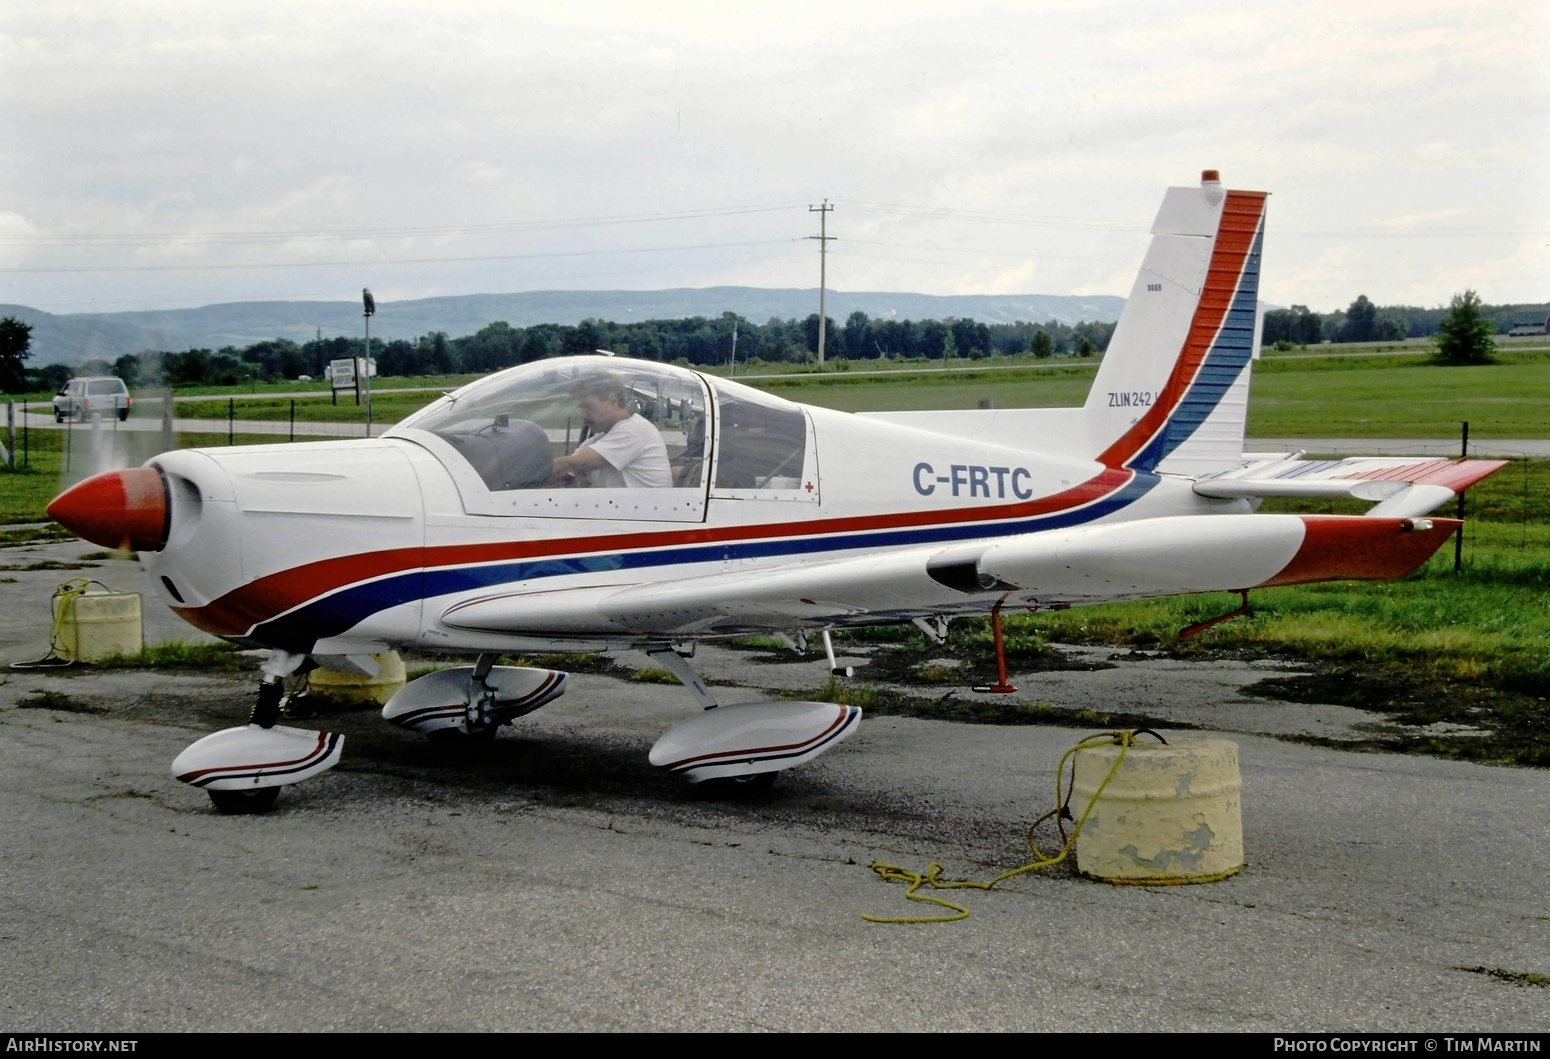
843 200 1548 239
0 201 811 249
840 200 1145 231
840 236 1114 262
0 238 794 275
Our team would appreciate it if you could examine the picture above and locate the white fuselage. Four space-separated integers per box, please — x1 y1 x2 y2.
138 393 1242 658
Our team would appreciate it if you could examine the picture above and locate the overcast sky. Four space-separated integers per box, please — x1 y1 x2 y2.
3 1 1546 318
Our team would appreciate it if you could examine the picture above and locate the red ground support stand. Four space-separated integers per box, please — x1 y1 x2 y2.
973 598 1018 694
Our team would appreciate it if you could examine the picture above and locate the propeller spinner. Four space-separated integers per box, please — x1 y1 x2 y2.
47 468 170 552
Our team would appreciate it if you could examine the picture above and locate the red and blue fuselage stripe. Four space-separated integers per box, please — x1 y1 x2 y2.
190 466 1162 649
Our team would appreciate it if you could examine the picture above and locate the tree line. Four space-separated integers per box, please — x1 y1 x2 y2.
12 311 1116 392
1263 295 1548 348
3 291 1540 394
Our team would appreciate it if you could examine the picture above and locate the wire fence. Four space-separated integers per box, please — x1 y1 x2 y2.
6 402 1547 550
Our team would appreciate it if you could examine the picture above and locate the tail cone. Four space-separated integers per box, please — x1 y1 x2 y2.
1259 515 1461 587
47 468 170 552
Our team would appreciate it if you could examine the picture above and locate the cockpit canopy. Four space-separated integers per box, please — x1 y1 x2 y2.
389 356 813 521
394 357 708 490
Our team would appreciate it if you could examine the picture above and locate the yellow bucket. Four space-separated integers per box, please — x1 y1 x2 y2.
53 586 143 663
306 651 407 706
1072 737 1243 885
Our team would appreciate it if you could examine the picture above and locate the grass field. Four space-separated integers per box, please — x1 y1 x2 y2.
112 389 441 426
9 341 1550 439
746 346 1550 440
1246 349 1550 438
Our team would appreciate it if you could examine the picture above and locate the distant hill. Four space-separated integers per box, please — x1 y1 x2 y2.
1 288 1126 367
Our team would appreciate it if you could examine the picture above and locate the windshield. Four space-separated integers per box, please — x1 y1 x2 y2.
391 357 710 492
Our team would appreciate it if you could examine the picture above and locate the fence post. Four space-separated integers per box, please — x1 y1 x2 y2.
1454 421 1468 573
290 399 295 443
161 387 174 453
4 401 13 469
228 398 235 445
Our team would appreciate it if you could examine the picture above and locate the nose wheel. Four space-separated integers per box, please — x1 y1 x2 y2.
172 652 344 815
698 771 779 799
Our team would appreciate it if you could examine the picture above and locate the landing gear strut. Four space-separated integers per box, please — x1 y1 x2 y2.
251 674 286 728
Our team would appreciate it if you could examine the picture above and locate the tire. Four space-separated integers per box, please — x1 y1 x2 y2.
118 408 129 422
54 410 64 423
208 786 281 815
699 771 778 799
427 724 499 743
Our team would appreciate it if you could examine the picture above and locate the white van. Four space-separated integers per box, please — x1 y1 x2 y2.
53 377 131 422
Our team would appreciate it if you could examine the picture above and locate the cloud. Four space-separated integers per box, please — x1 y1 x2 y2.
2 0 1546 312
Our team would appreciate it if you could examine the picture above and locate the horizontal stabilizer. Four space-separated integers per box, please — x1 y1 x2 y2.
1194 456 1507 517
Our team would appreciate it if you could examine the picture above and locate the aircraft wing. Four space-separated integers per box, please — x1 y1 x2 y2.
1191 455 1507 518
438 513 1459 638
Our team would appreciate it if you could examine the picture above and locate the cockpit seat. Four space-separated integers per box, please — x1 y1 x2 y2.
435 418 553 491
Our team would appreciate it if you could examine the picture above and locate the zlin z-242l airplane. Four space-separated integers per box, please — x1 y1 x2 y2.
49 171 1506 814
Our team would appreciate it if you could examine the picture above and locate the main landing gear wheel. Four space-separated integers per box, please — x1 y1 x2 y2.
700 771 778 799
426 724 499 743
207 787 281 815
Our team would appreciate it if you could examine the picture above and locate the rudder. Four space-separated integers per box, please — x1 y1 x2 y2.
1084 172 1267 475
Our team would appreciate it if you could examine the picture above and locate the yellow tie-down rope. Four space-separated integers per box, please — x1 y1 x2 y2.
863 728 1163 924
10 578 103 670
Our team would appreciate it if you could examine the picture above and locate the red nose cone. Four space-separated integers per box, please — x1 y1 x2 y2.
47 468 169 552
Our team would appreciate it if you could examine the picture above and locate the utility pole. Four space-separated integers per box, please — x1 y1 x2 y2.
729 318 739 377
807 200 834 365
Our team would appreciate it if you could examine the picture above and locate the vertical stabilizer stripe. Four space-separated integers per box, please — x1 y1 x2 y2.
1098 190 1267 472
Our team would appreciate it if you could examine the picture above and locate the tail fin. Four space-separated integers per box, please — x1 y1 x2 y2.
1085 171 1267 475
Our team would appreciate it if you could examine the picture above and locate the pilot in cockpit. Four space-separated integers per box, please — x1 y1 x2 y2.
548 373 672 488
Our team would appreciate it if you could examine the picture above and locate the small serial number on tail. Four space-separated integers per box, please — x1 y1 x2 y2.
1107 392 1157 408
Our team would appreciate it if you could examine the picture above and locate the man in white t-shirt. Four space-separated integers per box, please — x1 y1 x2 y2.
548 373 672 488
